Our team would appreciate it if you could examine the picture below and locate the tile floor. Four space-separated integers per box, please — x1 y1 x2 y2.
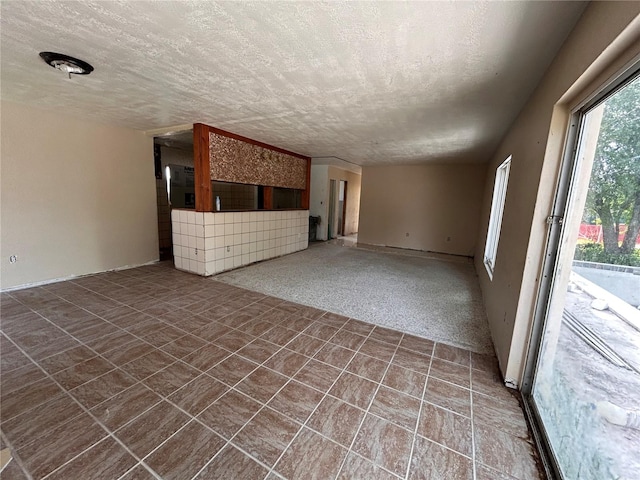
0 263 543 480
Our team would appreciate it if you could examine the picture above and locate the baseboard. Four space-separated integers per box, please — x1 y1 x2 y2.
0 259 160 293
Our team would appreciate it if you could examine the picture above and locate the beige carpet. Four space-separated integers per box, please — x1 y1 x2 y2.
216 243 492 353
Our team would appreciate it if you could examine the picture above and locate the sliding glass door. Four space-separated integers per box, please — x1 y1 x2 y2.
526 72 640 479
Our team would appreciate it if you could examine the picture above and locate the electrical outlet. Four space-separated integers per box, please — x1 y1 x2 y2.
9 255 17 263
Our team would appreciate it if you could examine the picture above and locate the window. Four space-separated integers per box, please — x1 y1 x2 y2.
484 155 511 279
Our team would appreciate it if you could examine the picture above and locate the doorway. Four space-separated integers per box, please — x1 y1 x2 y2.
153 142 172 260
338 180 347 236
524 72 640 479
153 130 194 260
328 179 336 239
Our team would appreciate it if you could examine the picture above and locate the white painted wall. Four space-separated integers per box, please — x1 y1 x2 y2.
1 101 158 290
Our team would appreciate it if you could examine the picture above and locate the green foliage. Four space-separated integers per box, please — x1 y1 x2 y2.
574 243 640 267
584 76 640 254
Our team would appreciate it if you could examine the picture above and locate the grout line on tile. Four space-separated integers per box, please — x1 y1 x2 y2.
184 327 322 480
470 357 478 480
1 334 157 480
3 264 518 480
403 341 436 480
115 462 161 480
265 321 382 479
332 332 404 479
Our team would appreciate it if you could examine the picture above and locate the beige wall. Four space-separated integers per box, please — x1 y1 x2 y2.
1 101 158 290
359 164 487 256
474 2 640 385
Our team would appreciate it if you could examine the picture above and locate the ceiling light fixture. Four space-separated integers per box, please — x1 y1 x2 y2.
39 52 94 79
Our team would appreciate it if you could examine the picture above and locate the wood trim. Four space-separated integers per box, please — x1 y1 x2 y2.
263 186 274 210
194 123 213 212
201 123 310 161
301 158 311 210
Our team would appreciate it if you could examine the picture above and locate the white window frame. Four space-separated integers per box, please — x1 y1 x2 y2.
484 155 511 279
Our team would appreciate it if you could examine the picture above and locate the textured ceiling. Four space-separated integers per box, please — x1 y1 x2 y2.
1 1 586 165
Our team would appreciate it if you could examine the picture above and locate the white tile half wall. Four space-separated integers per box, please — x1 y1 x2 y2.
171 209 309 276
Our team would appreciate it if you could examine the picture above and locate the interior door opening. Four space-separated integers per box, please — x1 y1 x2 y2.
153 130 195 261
338 180 347 236
328 179 337 239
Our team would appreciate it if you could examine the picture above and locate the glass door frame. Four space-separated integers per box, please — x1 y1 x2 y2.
520 63 640 480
